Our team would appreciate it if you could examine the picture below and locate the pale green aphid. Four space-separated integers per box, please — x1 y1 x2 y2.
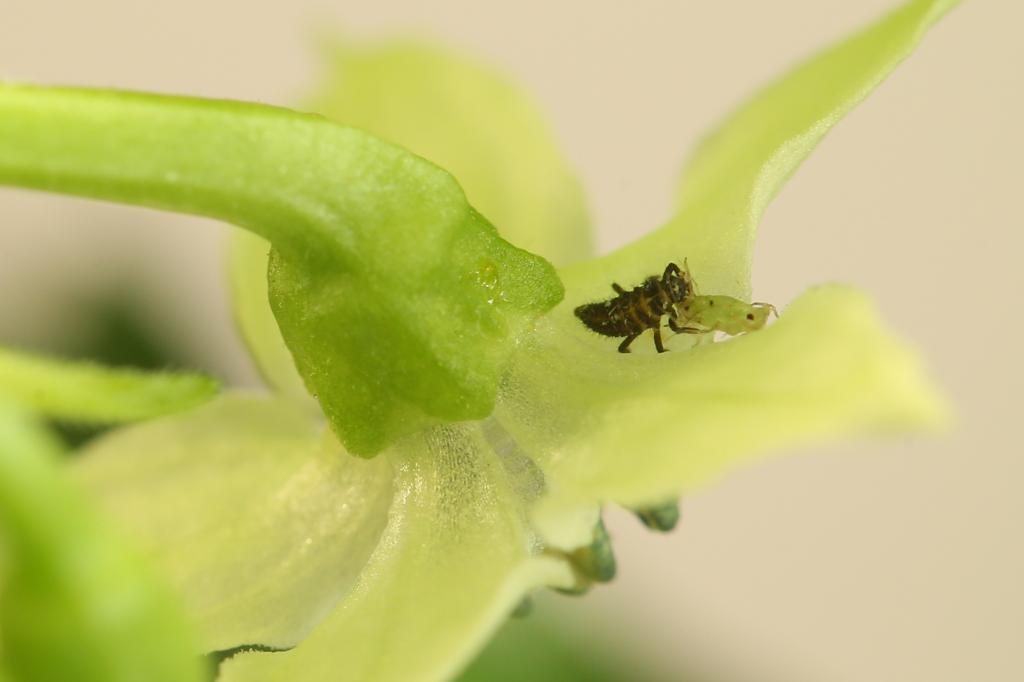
668 260 778 338
674 296 779 336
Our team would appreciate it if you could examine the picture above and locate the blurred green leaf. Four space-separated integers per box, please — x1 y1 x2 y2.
0 346 218 423
456 614 670 682
0 401 205 682
50 292 185 370
0 86 563 455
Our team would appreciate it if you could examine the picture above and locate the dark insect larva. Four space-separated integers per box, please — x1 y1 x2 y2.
573 262 692 353
574 261 778 353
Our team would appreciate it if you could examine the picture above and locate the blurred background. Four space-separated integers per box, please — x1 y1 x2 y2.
2 1 1021 680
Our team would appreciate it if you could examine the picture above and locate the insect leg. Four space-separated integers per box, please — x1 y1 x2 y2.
653 327 666 353
618 334 639 353
668 315 705 333
612 283 626 294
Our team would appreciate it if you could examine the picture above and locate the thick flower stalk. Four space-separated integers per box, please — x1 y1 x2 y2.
0 1 956 680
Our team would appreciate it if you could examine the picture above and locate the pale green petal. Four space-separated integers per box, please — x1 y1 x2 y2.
0 346 218 423
560 0 957 299
308 39 592 266
0 401 205 682
72 395 393 652
220 424 573 682
678 0 957 211
496 286 947 541
227 230 318 408
0 85 563 456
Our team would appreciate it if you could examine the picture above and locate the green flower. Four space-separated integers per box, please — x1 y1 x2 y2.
0 1 955 680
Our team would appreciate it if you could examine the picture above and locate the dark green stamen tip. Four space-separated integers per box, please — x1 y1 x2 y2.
511 596 534 618
548 517 618 596
634 500 681 532
552 581 592 597
570 518 617 583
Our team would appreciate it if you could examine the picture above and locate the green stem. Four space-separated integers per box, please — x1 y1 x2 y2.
0 84 455 264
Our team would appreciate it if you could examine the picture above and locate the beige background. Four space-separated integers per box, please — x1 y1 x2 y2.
2 1 1021 680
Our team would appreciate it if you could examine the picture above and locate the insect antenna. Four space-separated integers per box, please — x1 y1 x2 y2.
683 258 701 296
